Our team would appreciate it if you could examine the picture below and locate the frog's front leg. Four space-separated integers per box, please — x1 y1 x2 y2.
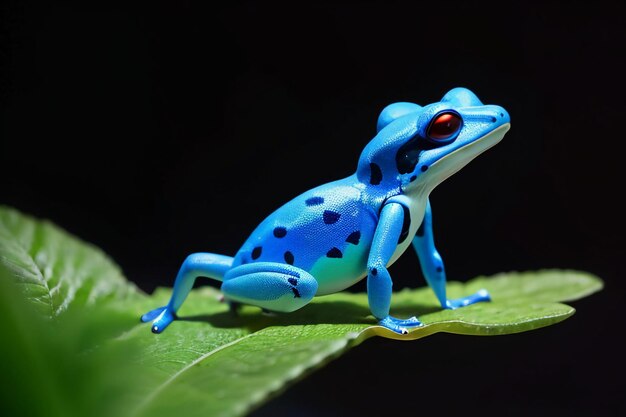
141 252 233 333
412 199 490 309
368 202 423 334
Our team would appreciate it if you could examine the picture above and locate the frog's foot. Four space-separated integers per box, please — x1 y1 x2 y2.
378 315 423 335
221 262 318 313
140 306 177 334
446 289 491 310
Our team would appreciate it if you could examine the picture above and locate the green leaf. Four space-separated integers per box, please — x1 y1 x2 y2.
0 262 153 417
0 207 604 417
0 267 67 417
124 269 602 417
0 205 139 317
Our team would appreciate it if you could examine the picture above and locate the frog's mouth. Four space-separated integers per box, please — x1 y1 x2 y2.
420 123 511 191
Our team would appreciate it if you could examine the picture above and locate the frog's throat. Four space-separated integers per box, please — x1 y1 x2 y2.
421 123 511 192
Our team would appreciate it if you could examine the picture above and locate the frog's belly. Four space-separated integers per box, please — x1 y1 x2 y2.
309 242 370 295
310 197 426 295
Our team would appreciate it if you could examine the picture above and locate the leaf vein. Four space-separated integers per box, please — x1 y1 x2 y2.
131 332 257 416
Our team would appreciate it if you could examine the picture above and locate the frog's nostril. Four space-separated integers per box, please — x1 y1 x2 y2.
497 108 511 124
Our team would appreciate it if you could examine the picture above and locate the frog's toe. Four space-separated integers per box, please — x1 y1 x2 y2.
393 316 423 327
141 306 176 334
378 316 421 334
141 306 167 323
150 308 176 334
446 289 491 309
151 323 166 334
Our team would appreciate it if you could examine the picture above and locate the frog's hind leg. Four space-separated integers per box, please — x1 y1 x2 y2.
221 262 318 313
412 199 491 309
141 253 233 333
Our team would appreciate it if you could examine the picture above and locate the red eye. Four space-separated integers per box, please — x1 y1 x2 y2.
427 111 462 141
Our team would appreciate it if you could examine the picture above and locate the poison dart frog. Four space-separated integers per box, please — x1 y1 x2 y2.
141 87 511 334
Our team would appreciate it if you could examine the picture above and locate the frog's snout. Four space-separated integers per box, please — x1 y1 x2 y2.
470 105 511 133
462 104 510 130
493 106 511 127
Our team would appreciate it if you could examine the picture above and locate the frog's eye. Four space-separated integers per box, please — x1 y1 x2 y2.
427 111 463 141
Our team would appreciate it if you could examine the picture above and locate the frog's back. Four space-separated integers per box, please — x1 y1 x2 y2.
233 177 379 295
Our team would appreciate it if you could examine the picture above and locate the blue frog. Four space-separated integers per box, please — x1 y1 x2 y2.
141 87 511 334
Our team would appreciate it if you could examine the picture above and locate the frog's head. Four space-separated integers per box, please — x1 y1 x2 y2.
356 87 510 195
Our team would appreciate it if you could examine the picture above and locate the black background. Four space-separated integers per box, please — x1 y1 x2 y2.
2 1 625 416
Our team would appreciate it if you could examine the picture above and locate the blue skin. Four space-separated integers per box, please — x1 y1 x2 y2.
142 87 511 335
